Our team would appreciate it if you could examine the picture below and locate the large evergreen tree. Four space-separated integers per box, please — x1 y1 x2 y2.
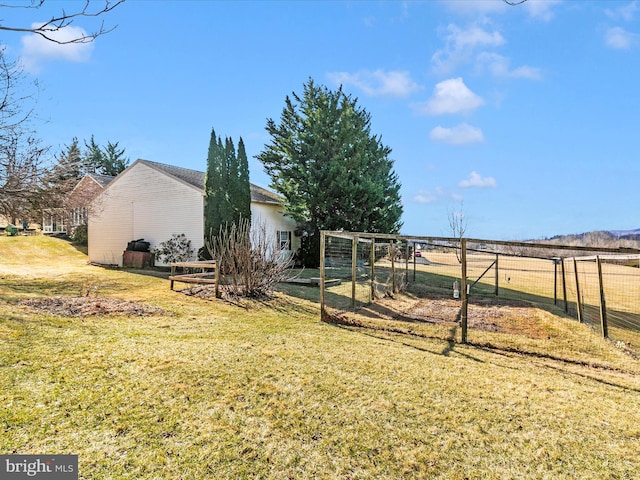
42 137 84 207
257 78 403 266
82 135 129 176
101 141 129 176
82 135 104 174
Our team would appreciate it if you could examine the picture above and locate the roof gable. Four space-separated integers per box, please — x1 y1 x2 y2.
87 173 115 188
69 173 114 196
135 159 282 205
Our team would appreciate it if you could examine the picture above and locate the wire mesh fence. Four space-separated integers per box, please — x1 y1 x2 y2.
564 254 640 351
320 231 640 356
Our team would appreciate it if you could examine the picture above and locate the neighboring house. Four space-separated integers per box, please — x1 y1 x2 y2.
42 173 114 234
88 159 299 266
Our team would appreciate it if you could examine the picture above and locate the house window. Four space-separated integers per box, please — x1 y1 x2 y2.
42 210 66 233
278 231 291 250
71 207 87 226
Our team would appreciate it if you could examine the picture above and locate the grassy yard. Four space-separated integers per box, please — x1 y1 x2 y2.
2 236 640 479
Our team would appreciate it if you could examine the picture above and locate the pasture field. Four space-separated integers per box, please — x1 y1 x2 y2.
2 236 640 479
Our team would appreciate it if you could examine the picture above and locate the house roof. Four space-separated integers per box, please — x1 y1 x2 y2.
135 159 282 205
87 173 115 188
69 173 115 197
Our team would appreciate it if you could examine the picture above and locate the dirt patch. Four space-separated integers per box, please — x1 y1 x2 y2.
348 294 550 339
20 296 167 318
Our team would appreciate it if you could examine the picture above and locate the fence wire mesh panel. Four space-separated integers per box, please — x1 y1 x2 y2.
321 233 408 316
320 231 640 355
571 255 640 355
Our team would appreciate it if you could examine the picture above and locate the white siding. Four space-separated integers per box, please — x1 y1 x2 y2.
251 203 300 252
88 162 204 266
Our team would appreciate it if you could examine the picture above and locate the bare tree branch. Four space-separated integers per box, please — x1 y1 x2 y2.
0 0 125 44
448 201 467 264
503 0 528 5
0 48 48 223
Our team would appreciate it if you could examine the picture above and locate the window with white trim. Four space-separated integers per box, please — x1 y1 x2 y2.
71 207 87 226
278 231 292 250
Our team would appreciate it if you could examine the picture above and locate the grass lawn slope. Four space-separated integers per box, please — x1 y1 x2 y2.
1 236 640 479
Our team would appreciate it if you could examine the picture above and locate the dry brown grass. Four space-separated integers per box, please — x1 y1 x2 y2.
2 236 640 479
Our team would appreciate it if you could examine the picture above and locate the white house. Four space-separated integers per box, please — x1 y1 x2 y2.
88 159 299 266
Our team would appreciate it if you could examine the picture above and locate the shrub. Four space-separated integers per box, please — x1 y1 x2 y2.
206 218 293 298
152 234 194 264
71 224 88 246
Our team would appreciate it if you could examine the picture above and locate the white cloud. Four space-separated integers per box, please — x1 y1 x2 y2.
459 171 497 188
20 24 94 72
476 52 542 80
446 23 505 50
413 186 447 204
429 123 484 145
605 26 639 49
605 1 639 21
327 69 421 97
414 78 484 116
523 0 562 22
443 0 560 22
413 189 439 204
432 23 505 74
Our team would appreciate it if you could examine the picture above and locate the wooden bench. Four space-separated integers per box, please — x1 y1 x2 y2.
169 261 218 290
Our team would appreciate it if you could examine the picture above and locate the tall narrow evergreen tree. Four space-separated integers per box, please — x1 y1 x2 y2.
236 137 251 222
204 128 224 242
203 129 252 259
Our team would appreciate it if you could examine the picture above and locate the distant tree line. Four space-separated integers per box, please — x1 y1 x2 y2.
1 127 130 225
543 230 640 250
38 136 129 219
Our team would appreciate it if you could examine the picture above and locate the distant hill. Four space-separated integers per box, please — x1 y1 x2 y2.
609 228 640 238
542 228 640 248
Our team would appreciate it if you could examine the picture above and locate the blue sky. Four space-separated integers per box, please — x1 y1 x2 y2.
2 0 639 240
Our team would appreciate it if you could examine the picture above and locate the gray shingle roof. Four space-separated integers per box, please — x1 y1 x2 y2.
87 173 115 188
136 159 282 205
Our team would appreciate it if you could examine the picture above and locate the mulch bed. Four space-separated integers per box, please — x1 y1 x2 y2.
20 296 167 317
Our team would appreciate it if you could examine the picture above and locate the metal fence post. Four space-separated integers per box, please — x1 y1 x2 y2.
596 256 608 338
351 235 358 310
494 253 499 296
320 230 326 320
461 238 468 344
573 258 583 323
561 259 568 313
390 240 396 293
370 237 375 302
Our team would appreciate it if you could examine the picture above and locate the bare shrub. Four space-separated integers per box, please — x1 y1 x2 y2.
207 218 293 298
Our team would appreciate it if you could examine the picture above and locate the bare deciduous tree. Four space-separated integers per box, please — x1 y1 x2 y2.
0 0 125 44
0 49 47 224
448 201 467 264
